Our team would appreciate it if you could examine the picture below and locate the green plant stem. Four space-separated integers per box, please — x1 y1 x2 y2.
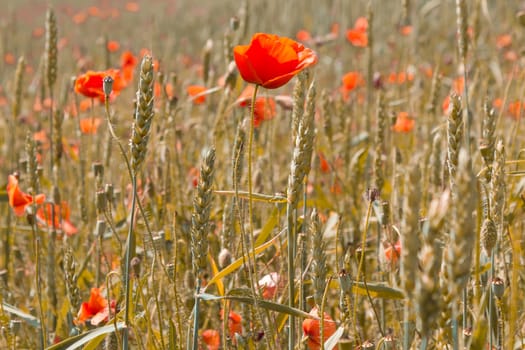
247 84 259 255
462 62 471 159
352 199 373 343
122 174 137 350
286 203 296 349
31 222 45 349
192 279 201 350
103 95 136 350
48 90 54 178
245 84 272 349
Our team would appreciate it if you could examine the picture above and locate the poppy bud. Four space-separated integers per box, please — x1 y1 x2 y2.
103 76 114 97
491 277 505 299
218 248 232 268
94 219 106 237
131 256 141 278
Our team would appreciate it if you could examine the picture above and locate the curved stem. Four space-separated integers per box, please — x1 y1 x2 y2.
103 95 136 350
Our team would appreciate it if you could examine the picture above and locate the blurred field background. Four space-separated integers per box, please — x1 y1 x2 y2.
0 0 525 349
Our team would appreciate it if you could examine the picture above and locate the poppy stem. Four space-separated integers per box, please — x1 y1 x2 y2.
353 199 373 344
103 93 136 350
247 84 259 247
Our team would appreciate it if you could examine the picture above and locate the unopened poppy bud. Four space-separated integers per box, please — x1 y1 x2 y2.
92 162 104 179
152 233 165 251
492 277 505 299
383 334 396 349
131 256 141 278
230 16 240 31
9 320 21 334
26 209 35 226
361 340 375 349
218 248 232 268
338 269 352 293
94 219 106 237
103 76 114 96
95 190 106 214
104 183 114 203
19 159 28 173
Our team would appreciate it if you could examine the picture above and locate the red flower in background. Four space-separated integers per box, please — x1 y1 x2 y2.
36 201 78 236
202 329 220 350
296 29 312 42
302 307 337 350
80 117 103 134
77 288 114 326
7 174 45 216
346 17 368 47
234 33 318 89
120 51 137 83
384 240 401 264
236 85 277 128
236 87 277 127
220 309 242 340
392 112 415 133
186 85 207 104
340 71 364 100
258 272 281 299
252 97 276 127
106 40 120 52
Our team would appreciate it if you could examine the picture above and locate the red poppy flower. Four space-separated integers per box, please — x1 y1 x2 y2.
233 33 318 89
340 71 364 101
107 40 120 52
346 17 368 47
346 30 368 47
77 288 114 325
341 71 364 90
400 25 413 36
392 112 415 133
125 2 140 12
318 152 331 173
74 71 107 99
32 27 45 38
384 240 401 264
354 17 368 32
202 329 220 350
387 71 415 85
7 175 45 217
36 201 78 236
120 51 137 83
302 307 337 350
237 88 277 128
507 101 523 120
120 51 137 68
296 29 312 42
72 11 87 25
330 23 340 36
80 117 102 134
252 97 276 127
75 70 126 101
496 34 512 49
4 53 15 65
452 77 464 94
187 85 207 104
258 272 281 299
220 310 242 340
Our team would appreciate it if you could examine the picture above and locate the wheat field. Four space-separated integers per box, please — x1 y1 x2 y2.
0 0 524 349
